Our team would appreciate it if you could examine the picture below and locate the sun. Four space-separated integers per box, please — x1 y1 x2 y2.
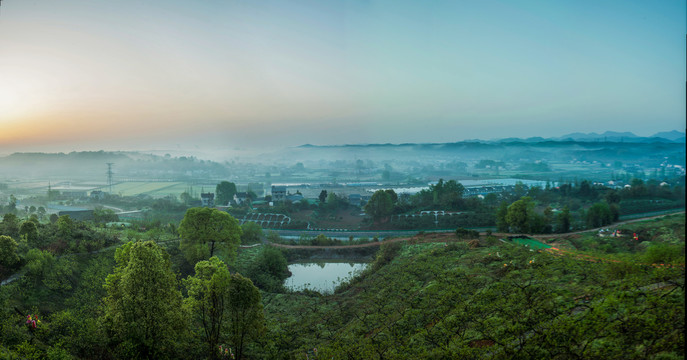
0 73 41 123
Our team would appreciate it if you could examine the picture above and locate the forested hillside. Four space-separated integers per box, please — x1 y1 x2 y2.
0 212 683 359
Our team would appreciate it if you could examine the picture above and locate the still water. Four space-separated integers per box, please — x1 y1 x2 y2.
285 262 368 293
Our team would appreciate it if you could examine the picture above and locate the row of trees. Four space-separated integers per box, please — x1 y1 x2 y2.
360 176 684 232
495 196 621 234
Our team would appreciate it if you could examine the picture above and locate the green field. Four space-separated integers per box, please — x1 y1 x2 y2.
109 182 216 197
509 236 552 249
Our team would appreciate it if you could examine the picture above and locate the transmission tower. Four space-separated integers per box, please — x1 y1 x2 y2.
106 163 114 193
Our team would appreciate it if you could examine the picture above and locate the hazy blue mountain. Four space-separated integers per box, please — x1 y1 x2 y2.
556 131 639 142
651 130 685 141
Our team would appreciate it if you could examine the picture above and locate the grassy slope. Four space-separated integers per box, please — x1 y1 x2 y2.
261 216 685 359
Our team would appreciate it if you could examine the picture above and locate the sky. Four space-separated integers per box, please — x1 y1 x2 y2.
0 0 684 153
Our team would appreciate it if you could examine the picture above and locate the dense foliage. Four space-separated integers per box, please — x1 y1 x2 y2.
0 201 683 359
261 219 684 359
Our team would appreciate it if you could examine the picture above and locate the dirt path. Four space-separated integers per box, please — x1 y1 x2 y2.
529 210 684 240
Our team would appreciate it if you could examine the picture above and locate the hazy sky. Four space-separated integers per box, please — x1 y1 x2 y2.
0 0 684 152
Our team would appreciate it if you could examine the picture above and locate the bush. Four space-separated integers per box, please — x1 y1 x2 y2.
371 242 402 271
244 246 290 292
456 227 480 239
241 222 263 244
643 244 685 265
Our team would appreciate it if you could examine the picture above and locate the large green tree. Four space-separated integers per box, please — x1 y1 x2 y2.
432 179 464 209
103 241 187 359
364 190 394 223
227 274 265 360
586 201 613 228
184 256 232 359
505 196 535 233
216 181 237 206
178 207 242 264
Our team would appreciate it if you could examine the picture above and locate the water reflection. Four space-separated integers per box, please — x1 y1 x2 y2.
285 262 368 294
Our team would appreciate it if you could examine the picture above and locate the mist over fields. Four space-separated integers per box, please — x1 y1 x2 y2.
1 132 684 186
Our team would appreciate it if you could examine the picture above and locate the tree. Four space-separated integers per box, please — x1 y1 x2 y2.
103 241 187 359
37 206 46 220
586 202 612 228
6 195 17 214
326 192 347 212
184 256 232 359
556 206 571 233
240 222 263 245
505 197 534 233
180 191 193 205
227 274 265 360
216 181 237 206
629 178 648 198
57 215 74 238
0 235 19 277
94 208 119 223
578 180 593 198
496 201 509 232
318 190 328 204
364 190 394 223
431 179 464 209
24 248 54 286
384 189 398 204
178 207 242 264
1 213 20 239
19 221 39 247
604 190 621 204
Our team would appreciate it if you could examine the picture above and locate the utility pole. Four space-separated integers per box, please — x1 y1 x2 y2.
106 163 114 193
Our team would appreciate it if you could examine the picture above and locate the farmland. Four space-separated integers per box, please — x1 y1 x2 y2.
108 181 217 198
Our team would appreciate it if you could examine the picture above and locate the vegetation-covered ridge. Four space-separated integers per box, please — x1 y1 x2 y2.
263 215 684 359
0 207 683 358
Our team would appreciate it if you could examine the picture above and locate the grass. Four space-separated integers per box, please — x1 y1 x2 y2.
510 237 552 249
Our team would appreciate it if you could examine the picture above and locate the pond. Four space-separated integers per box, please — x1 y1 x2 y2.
285 262 368 294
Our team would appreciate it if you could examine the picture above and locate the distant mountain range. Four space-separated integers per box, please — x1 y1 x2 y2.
484 131 685 144
552 130 685 143
300 130 685 149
